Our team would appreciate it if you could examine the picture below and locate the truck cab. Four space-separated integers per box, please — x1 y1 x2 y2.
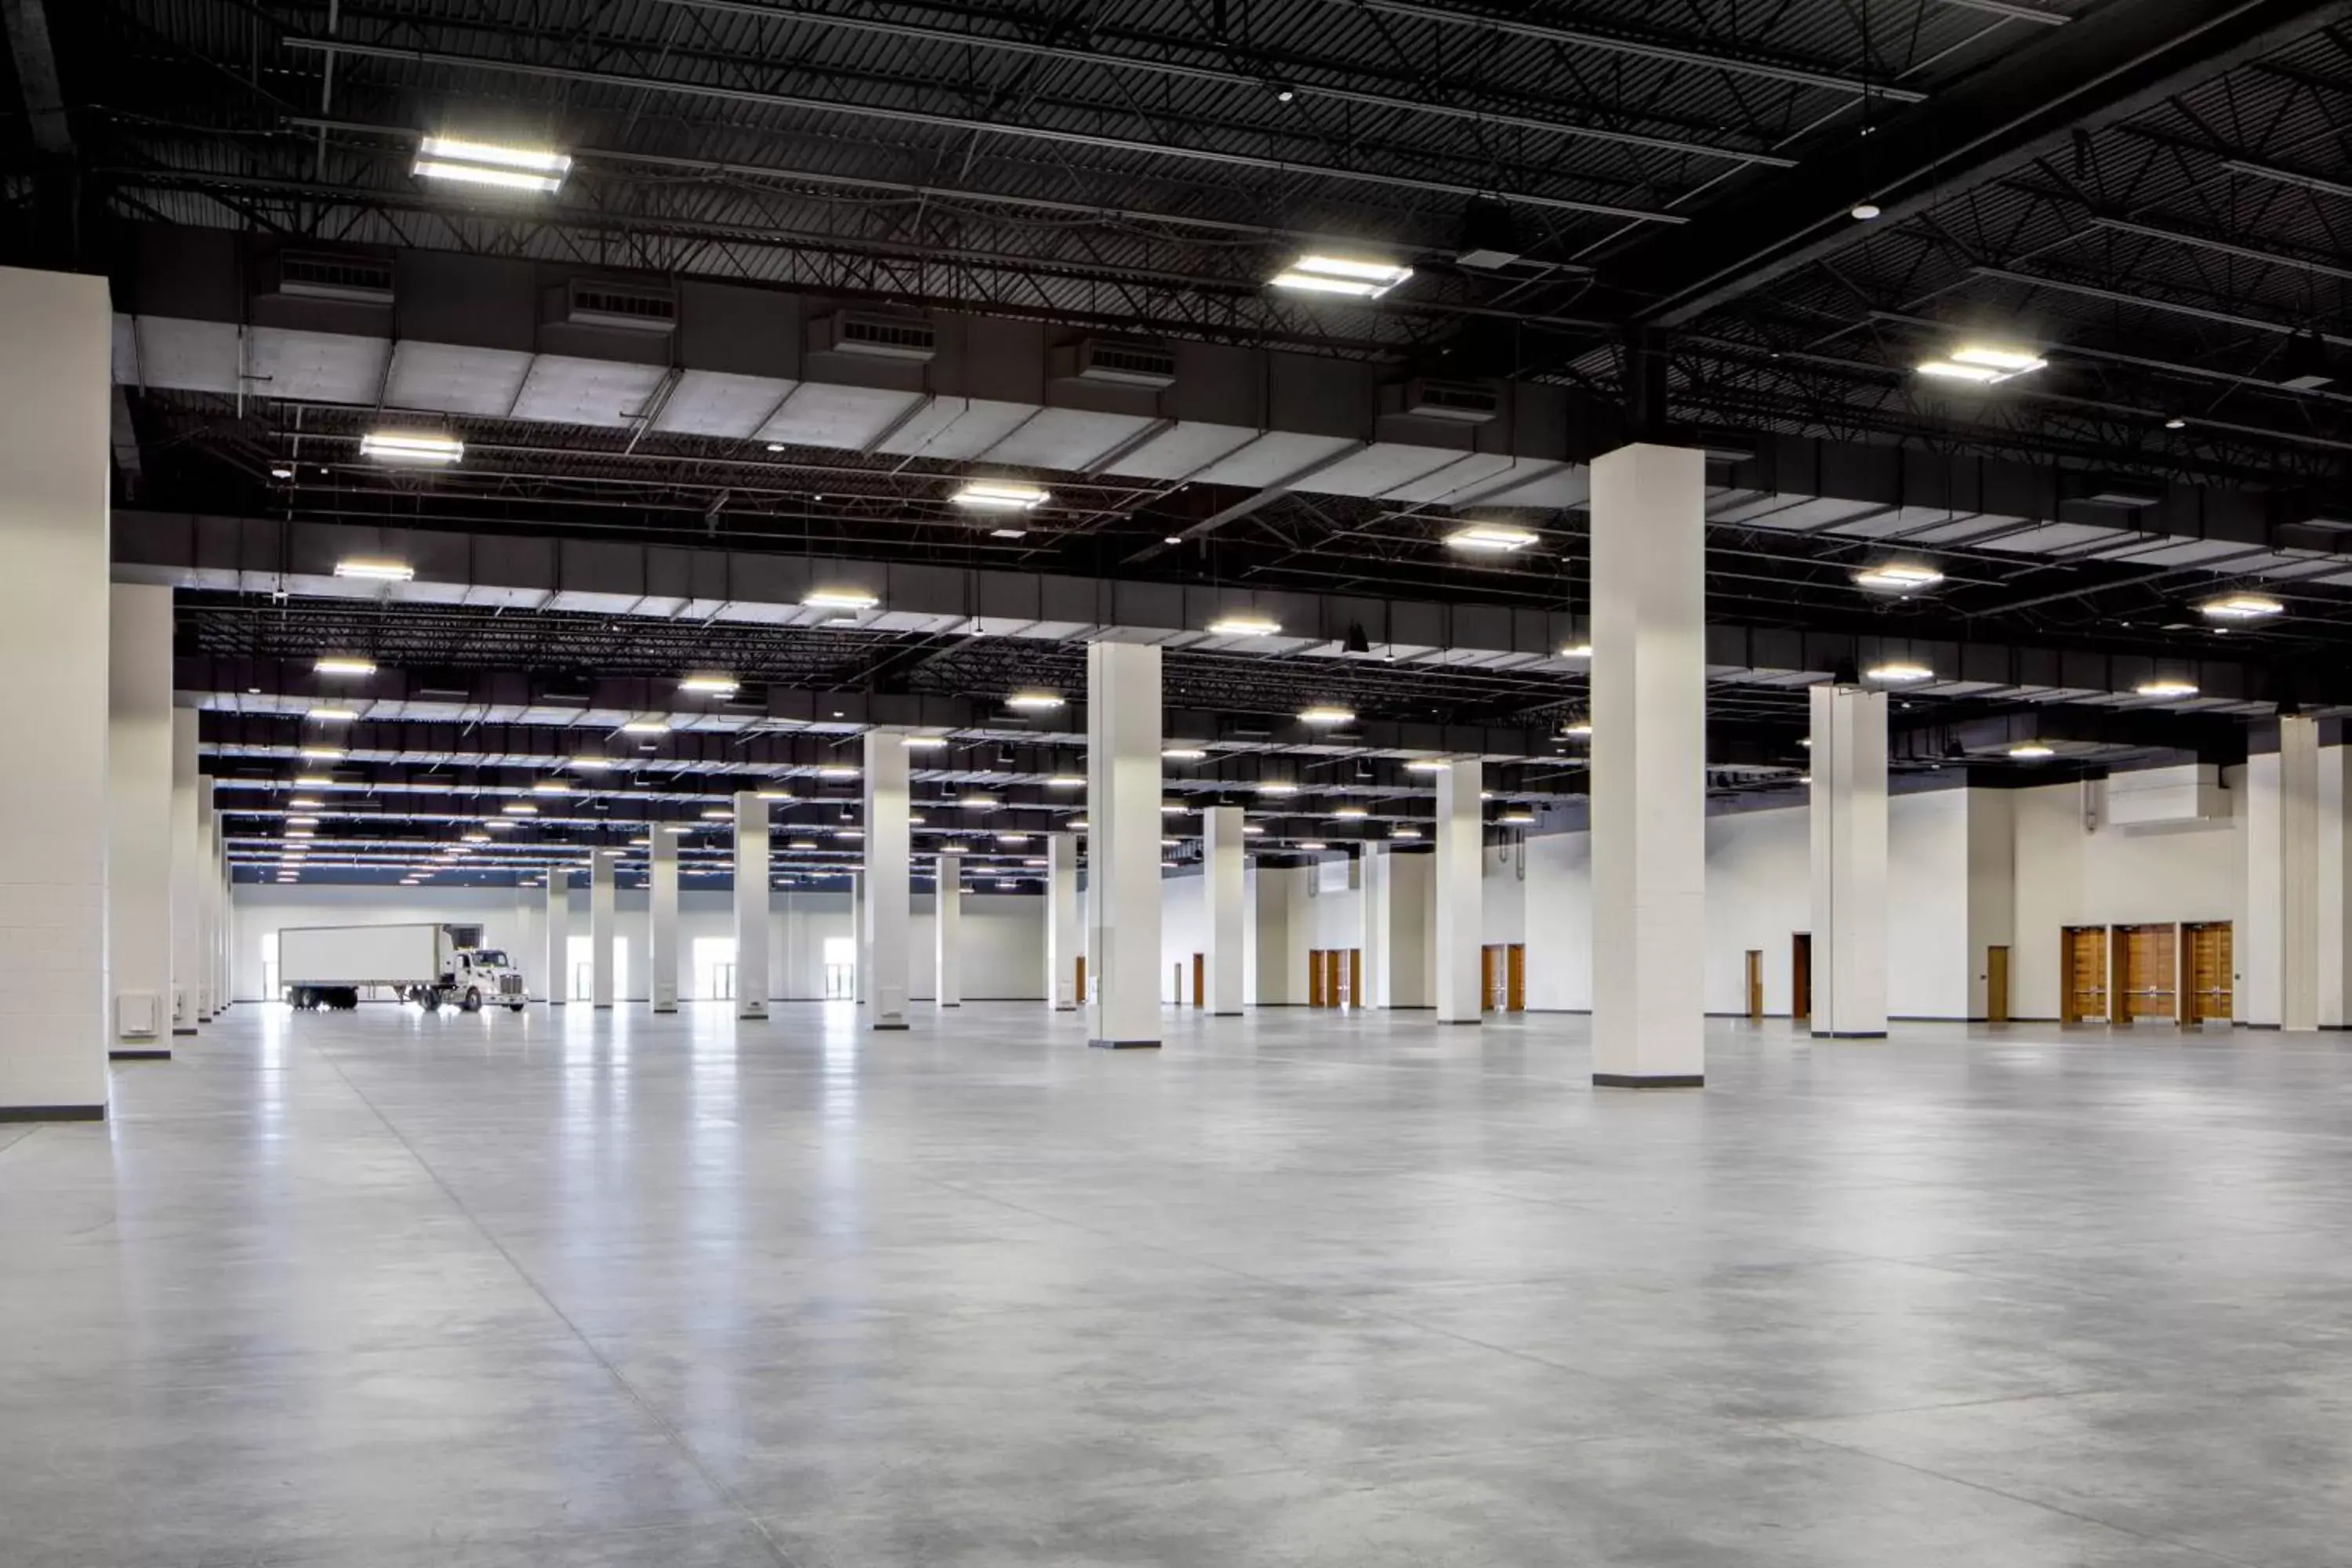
434 941 528 1014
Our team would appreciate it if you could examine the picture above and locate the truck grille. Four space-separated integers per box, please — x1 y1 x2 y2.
499 974 524 996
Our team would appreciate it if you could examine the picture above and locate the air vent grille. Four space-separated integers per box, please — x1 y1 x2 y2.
567 279 678 332
277 252 395 305
1070 338 1177 388
815 312 938 361
1399 377 1500 424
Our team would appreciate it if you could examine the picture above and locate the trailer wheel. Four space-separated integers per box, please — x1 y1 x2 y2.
332 988 359 1010
463 987 482 1014
509 1003 526 1013
293 986 316 1010
420 989 441 1013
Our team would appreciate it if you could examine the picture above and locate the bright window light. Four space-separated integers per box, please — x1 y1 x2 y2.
1004 691 1065 711
1207 612 1282 637
677 673 738 696
332 557 414 581
413 136 572 193
2136 678 2200 698
804 587 879 611
306 706 357 723
314 656 376 677
1853 561 1944 591
2199 592 2283 620
1270 253 1414 299
1163 747 1207 761
1444 522 1539 553
951 480 1050 510
1866 662 1935 683
359 431 464 464
2009 743 2056 760
1298 705 1355 725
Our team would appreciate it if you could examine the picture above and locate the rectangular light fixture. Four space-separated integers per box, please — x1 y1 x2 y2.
1332 805 1369 818
332 557 415 581
756 788 795 801
1257 781 1299 796
1390 826 1422 840
1404 758 1450 773
902 735 949 750
412 136 572 194
307 706 357 723
296 773 334 787
1270 253 1414 299
677 674 739 696
1557 642 1592 659
1853 561 1944 591
298 746 346 761
532 780 573 794
1162 747 1207 761
359 431 465 464
568 756 613 771
804 587 879 611
951 480 1050 510
1004 691 1065 711
1444 523 1539 553
1865 661 1935 683
2136 678 2200 698
1918 343 2045 384
818 764 860 779
1208 613 1282 637
701 808 732 820
314 656 377 677
2200 591 2283 620
620 718 671 735
1298 705 1355 725
1046 774 1085 788
501 802 538 815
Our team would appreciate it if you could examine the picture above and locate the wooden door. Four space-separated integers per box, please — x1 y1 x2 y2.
1191 952 1205 1009
2182 923 2233 1025
1744 950 1763 1020
1791 934 1812 1023
1480 946 1498 1011
1075 954 1086 1004
2061 926 2108 1022
1505 945 1526 1012
1986 946 2009 1025
1308 949 1326 1007
1347 949 1362 1010
2117 924 2178 1022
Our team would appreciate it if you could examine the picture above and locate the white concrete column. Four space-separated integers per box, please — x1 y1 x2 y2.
1203 804 1246 1015
2249 715 2321 1029
1047 831 1081 1008
735 790 771 1019
169 710 202 1032
544 875 572 1005
590 849 616 1007
0 267 111 1117
650 827 680 1012
195 779 217 1022
216 834 232 1011
1361 843 1391 1008
1590 442 1707 1087
1086 641 1163 1048
863 733 911 1029
935 855 962 1007
1433 760 1483 1025
107 584 176 1056
1809 684 1889 1039
849 869 867 1004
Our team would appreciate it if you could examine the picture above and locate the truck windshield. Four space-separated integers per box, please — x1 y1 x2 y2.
473 949 508 967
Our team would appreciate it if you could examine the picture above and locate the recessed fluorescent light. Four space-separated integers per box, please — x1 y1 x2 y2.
677 673 738 695
1296 840 1328 851
1004 691 1065 711
699 808 731 820
1298 705 1355 725
1162 747 1207 761
463 831 491 843
1070 818 1089 830
837 829 866 840
314 656 377 677
902 735 949 750
1269 253 1414 299
1865 661 1935 683
288 797 321 809
283 829 314 840
332 557 414 581
1444 522 1539 553
532 780 574 794
501 803 538 815
298 746 346 761
306 706 357 723
1258 781 1299 796
818 764 860 779
1045 774 1085 787
2136 678 2200 698
756 788 794 801
960 793 1000 809
1562 719 1593 738
412 136 572 193
2009 743 2056 760
619 717 671 735
1558 642 1592 659
1404 758 1450 773
666 826 695 836
1207 612 1281 637
1332 804 1368 818
296 773 334 787
940 842 971 854
568 756 612 771
787 838 819 851
803 587 879 611
1390 826 1422 840
285 816 320 827
1160 801 1186 815
1853 561 1944 591
1917 343 2046 384
2199 592 2283 620
1498 809 1536 826
952 480 1050 510
359 430 465 464
1240 824 1262 836
485 820 514 831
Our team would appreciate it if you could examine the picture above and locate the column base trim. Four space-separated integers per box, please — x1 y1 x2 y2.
0 1105 106 1122
1211 1010 1243 1017
939 1002 961 1008
1089 1038 1162 1050
1592 1073 1704 1089
1053 1004 1078 1011
171 1026 198 1036
1436 1018 1484 1026
870 1022 910 1031
2238 1022 2280 1031
1810 1030 1888 1039
111 1048 172 1061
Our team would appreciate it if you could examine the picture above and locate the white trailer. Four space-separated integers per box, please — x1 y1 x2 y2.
278 923 528 1013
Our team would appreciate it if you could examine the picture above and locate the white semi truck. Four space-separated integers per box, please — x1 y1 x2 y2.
278 923 528 1013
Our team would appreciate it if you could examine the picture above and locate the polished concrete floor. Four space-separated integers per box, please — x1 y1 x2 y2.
6 1004 2352 1566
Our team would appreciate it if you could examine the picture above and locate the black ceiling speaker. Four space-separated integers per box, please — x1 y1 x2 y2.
1831 655 1862 687
1342 622 1372 655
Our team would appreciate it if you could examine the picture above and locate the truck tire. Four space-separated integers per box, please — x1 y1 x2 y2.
294 986 316 1010
463 987 482 1013
509 1003 526 1013
420 989 441 1013
332 988 359 1010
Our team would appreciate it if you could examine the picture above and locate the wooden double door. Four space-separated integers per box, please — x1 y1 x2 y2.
1480 943 1526 1012
2062 923 2232 1025
1308 948 1361 1007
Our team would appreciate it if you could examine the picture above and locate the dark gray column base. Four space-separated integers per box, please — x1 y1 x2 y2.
1592 1073 1704 1089
1811 1030 1888 1039
0 1105 106 1122
110 1048 172 1061
171 1027 198 1036
940 1002 961 1008
870 1022 909 1031
1090 1038 1162 1049
1211 1010 1243 1017
1437 1018 1484 1025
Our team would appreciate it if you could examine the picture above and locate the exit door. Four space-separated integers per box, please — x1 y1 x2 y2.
1744 950 1764 1021
1986 946 2009 1025
1791 933 1812 1024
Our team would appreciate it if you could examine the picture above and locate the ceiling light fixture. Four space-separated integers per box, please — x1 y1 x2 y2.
1298 705 1355 725
619 718 671 735
1404 758 1450 773
412 135 572 193
1444 522 1540 553
306 706 357 723
756 788 794 802
1004 691 1065 712
677 673 739 696
1269 253 1414 299
297 746 346 761
960 792 1000 809
803 587 879 612
568 756 612 771
1916 343 2047 385
1162 746 1207 762
332 557 414 581
358 430 465 464
1332 804 1368 819
2009 743 2056 760
314 656 376 677
951 480 1050 510
1852 561 1944 592
1850 201 1882 220
2136 677 2200 699
1207 612 1282 637
1391 826 1423 840
2199 591 2283 620
501 803 538 815
295 773 334 787
1045 774 1085 788
818 764 860 780
1498 808 1536 826
1562 719 1593 738
1258 781 1299 796
1558 642 1592 659
532 780 573 794
1297 840 1328 851
1865 661 1935 683
902 735 949 750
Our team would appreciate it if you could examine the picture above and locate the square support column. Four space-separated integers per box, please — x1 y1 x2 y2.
1809 684 1889 1039
863 733 911 1029
545 875 572 1006
216 833 231 1012
108 584 176 1058
1086 642 1163 1048
1361 844 1391 1008
0 267 111 1119
850 869 866 1005
735 791 770 1019
1590 443 1707 1088
935 855 962 1007
649 827 680 1012
195 780 217 1022
590 850 616 1008
1434 760 1483 1025
2249 715 2321 1029
1047 831 1081 1009
169 710 201 1033
1203 805 1246 1015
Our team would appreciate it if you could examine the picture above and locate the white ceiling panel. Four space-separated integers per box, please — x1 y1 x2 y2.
981 407 1156 471
871 397 1036 460
1898 514 2042 545
1708 494 1884 532
132 315 241 394
1976 522 2129 554
1458 461 1587 510
1298 443 1464 498
2086 537 2259 568
757 383 925 450
111 313 141 385
1377 451 1523 504
1189 431 1359 488
383 340 535 416
249 327 391 405
1100 421 1259 481
509 355 669 427
1820 506 1932 539
654 370 795 438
